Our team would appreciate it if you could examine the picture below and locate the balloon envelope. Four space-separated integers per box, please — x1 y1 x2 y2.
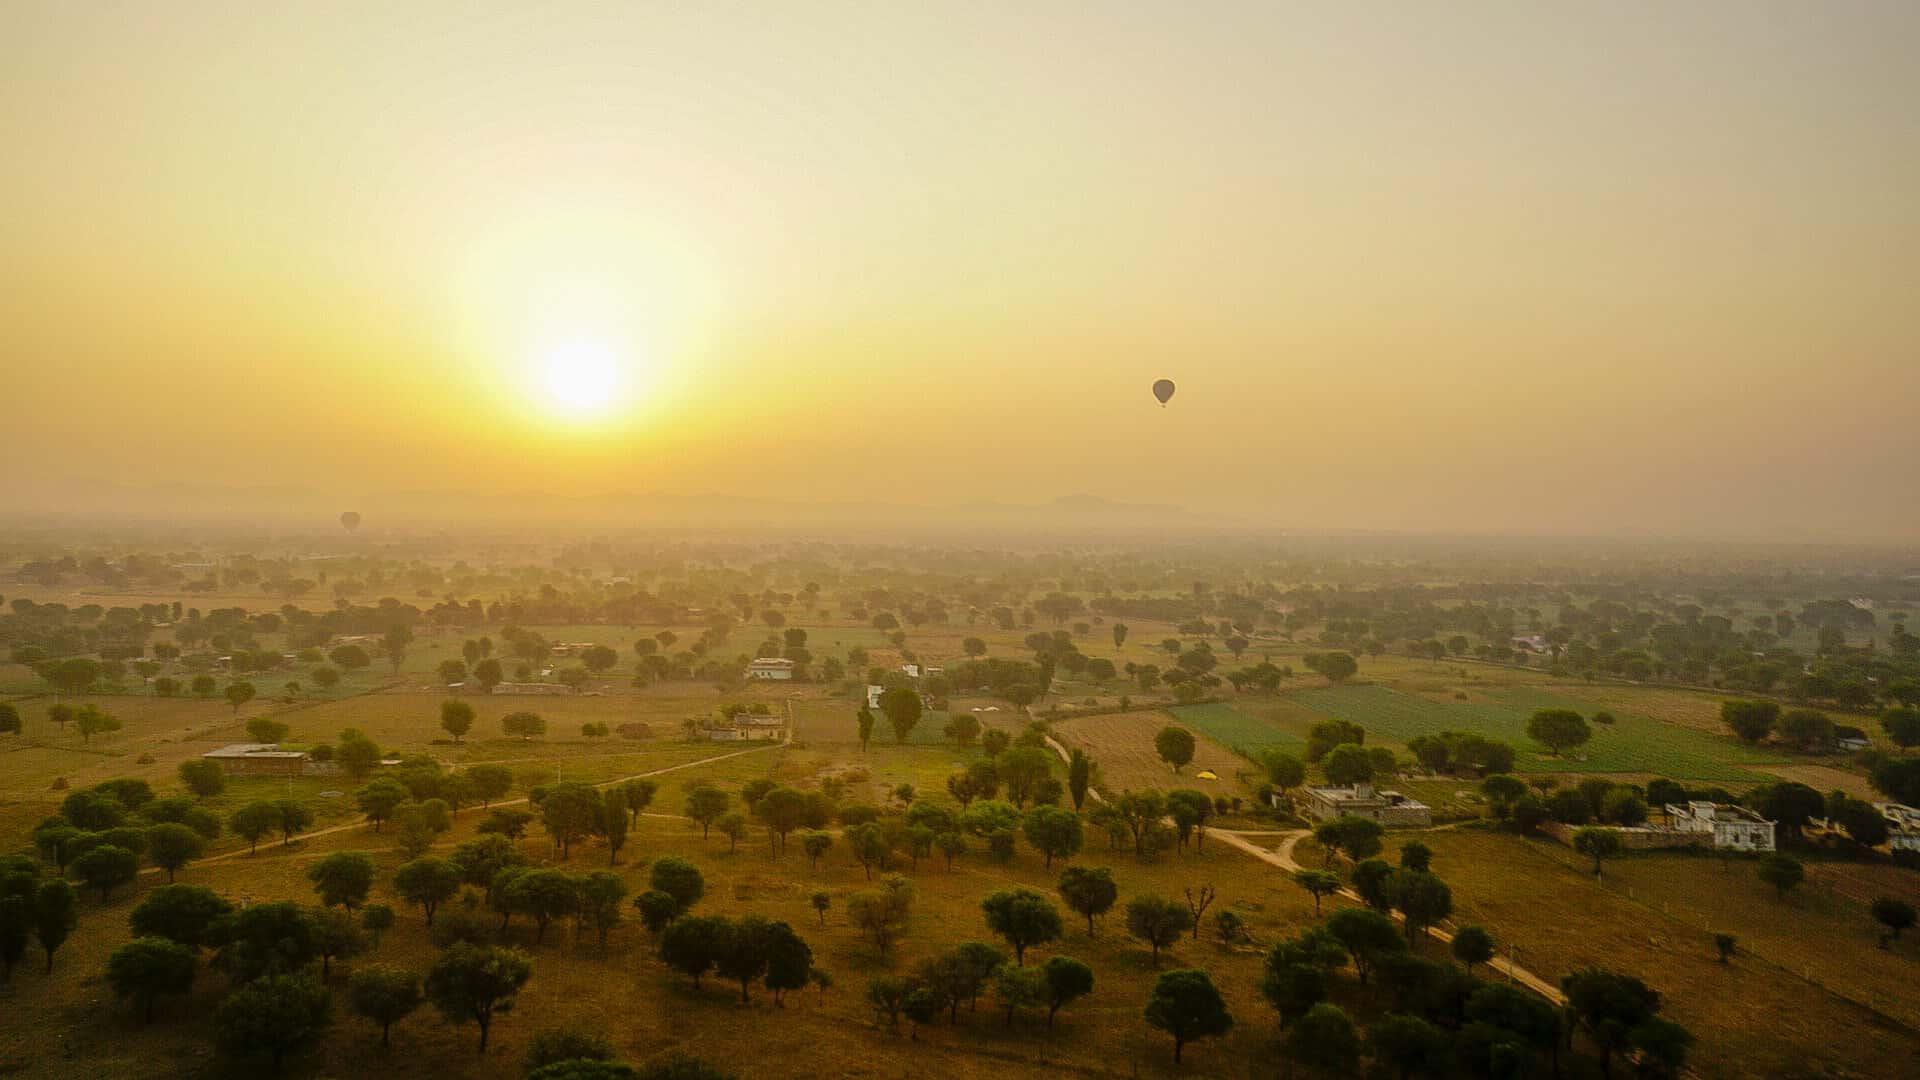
339 511 361 533
1152 379 1175 405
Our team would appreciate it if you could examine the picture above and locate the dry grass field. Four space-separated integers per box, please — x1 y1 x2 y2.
0 743 1322 1080
1292 829 1920 1080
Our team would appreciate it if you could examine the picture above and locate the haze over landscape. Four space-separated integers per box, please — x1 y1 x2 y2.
5 7 1920 1080
6 2 1919 538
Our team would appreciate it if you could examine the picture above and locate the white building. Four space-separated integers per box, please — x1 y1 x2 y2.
1665 801 1776 852
746 657 795 680
1297 781 1431 827
1876 803 1920 853
866 684 885 709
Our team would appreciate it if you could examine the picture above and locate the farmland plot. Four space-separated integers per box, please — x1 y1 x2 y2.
1287 684 1787 781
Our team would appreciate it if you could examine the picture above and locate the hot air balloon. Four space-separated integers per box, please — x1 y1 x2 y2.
1151 379 1176 406
339 511 361 534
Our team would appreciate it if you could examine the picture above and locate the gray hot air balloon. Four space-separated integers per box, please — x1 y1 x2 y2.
339 511 361 533
1152 379 1176 406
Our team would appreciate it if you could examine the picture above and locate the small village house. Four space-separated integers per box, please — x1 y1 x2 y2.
201 743 310 778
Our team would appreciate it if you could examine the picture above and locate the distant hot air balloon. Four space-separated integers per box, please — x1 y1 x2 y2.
1151 379 1176 407
339 511 361 533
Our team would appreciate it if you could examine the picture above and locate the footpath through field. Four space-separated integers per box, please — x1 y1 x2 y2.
1209 828 1566 1004
142 739 785 878
1040 733 1566 1004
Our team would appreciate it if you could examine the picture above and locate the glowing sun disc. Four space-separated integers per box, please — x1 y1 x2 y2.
542 342 620 414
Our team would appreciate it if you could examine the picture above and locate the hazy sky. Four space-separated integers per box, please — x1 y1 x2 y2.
4 2 1917 538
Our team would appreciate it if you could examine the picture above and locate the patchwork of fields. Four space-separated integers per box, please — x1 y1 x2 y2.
1286 683 1790 781
1165 702 1305 756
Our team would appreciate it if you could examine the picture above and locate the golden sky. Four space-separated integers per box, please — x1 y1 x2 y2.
3 2 1917 537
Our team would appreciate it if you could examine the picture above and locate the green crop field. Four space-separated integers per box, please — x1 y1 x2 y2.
1285 684 1789 781
1165 702 1304 758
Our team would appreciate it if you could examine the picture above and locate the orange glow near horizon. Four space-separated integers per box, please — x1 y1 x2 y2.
2 3 1918 537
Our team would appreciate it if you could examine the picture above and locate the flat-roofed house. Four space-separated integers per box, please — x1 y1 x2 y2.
1297 781 1431 827
202 743 309 778
747 657 795 680
1665 801 1776 852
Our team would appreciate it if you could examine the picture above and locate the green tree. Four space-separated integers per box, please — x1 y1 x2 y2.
1040 955 1093 1027
1560 968 1661 1076
468 764 514 806
855 707 875 751
425 943 534 1053
1527 709 1591 757
72 844 139 900
274 798 313 845
1574 827 1624 877
361 904 395 948
394 857 461 925
224 681 257 714
993 963 1045 1028
213 901 320 983
1871 897 1916 942
214 974 332 1069
313 906 366 978
32 879 77 973
1323 743 1374 786
650 857 706 912
660 914 729 988
683 785 729 837
1142 968 1232 1063
129 884 232 948
1153 726 1196 772
245 715 289 743
762 919 814 1005
1394 871 1452 946
74 705 123 744
441 699 475 742
1365 1011 1445 1080
355 778 410 832
981 888 1063 964
1021 806 1084 868
177 759 226 798
1293 869 1342 914
349 964 422 1047
1451 924 1495 974
146 822 205 882
1757 853 1804 899
540 782 603 859
1124 894 1192 962
1313 815 1385 864
503 711 546 740
1326 906 1405 984
1056 866 1119 935
309 851 377 910
878 687 923 743
1066 749 1094 810
1721 699 1780 743
577 871 628 946
108 936 197 1022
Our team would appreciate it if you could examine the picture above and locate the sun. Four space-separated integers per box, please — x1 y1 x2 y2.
540 342 621 415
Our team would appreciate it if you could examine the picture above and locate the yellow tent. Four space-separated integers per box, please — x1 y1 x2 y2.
1195 770 1219 781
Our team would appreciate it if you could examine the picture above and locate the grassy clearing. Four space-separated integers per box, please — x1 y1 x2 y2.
1287 684 1785 781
